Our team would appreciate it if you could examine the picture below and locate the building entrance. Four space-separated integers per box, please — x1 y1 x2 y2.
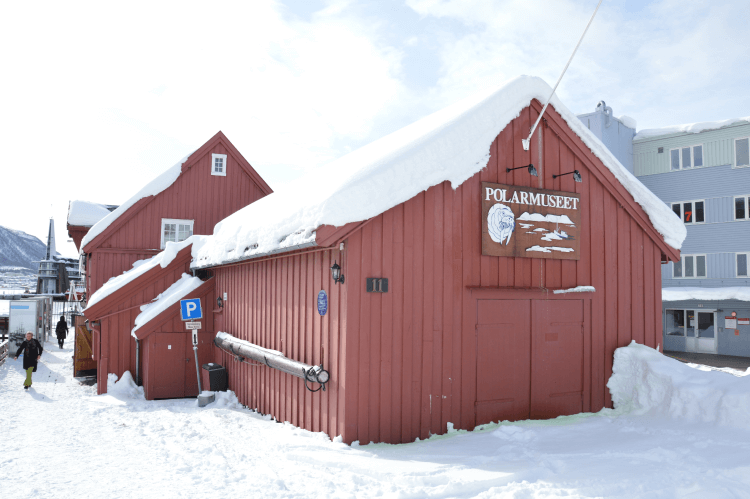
475 298 586 426
667 309 717 354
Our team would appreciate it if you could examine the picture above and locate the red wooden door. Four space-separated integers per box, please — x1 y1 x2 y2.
475 299 531 425
152 333 187 399
530 300 584 419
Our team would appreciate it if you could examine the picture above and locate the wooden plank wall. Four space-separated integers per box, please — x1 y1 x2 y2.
342 104 664 444
86 138 270 301
97 142 268 251
90 251 159 298
95 257 193 393
213 248 346 440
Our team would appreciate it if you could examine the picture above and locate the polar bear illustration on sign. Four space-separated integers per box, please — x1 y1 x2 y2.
487 203 515 245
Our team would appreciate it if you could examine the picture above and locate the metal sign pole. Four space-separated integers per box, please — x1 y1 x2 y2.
192 330 202 394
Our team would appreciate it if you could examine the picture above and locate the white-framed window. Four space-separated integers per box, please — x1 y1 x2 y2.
671 199 705 224
738 253 749 277
673 254 707 279
670 144 703 170
211 153 227 176
160 218 194 249
734 195 750 220
735 137 750 168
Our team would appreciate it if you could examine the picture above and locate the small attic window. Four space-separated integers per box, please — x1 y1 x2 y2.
212 153 227 177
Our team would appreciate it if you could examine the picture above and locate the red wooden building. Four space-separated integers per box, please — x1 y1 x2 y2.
82 132 271 393
191 78 683 444
67 201 118 252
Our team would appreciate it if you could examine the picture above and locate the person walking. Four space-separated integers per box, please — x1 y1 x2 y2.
14 331 43 390
55 316 69 349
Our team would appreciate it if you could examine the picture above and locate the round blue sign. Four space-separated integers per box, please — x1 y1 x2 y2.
317 290 328 316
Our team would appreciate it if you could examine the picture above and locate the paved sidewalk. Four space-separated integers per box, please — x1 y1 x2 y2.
664 350 750 370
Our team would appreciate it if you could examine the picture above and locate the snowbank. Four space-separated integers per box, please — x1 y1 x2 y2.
635 117 750 140
67 200 115 227
80 154 192 250
86 236 207 310
608 341 750 428
198 390 243 409
132 273 205 336
194 76 684 269
553 286 595 294
107 371 145 400
663 286 750 302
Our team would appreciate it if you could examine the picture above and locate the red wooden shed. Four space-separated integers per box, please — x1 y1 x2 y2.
133 275 216 400
191 78 684 445
82 132 271 393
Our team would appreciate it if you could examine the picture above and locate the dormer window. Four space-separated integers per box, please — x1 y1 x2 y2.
212 153 227 176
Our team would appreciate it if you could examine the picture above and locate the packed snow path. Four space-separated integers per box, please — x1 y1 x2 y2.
3 343 750 498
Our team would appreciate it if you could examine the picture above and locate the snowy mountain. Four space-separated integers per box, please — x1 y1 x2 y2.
0 225 46 270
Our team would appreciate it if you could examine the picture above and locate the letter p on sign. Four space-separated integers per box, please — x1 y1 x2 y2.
180 298 203 321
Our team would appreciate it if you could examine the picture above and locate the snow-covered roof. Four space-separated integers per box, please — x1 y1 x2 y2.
634 117 750 141
67 200 117 227
193 76 685 269
131 273 205 337
663 287 750 302
85 236 206 311
80 154 192 251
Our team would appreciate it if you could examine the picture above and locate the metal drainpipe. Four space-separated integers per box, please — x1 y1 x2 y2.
135 338 140 386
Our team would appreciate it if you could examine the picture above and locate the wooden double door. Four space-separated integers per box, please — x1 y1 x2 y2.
150 332 214 399
475 298 589 426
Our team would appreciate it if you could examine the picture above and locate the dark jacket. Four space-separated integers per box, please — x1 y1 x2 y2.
55 318 68 339
15 339 43 371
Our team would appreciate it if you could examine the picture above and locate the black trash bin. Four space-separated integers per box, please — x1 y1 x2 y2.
201 363 228 392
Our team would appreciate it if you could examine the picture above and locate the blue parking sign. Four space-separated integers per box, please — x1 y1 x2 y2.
180 298 202 321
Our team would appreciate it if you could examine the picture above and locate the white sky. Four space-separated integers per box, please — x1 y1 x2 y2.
1 0 748 258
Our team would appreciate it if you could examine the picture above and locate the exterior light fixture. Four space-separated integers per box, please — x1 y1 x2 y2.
330 261 345 284
506 164 538 177
553 170 583 183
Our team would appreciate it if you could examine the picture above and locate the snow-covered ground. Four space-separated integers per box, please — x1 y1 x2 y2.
3 342 750 498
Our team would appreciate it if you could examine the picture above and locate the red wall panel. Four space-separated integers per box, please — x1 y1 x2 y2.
212 249 347 439
210 102 669 444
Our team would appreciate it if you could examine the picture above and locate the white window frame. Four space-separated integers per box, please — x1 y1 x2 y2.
734 195 750 221
211 153 227 177
673 254 707 279
670 199 706 224
160 218 194 249
669 144 703 170
734 137 750 169
737 252 750 277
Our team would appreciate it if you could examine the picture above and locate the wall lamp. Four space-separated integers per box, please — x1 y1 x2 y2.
506 164 538 177
330 261 345 284
553 169 583 183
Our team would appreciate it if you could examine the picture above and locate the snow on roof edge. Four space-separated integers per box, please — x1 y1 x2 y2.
85 236 207 311
194 76 685 269
131 273 205 337
634 117 750 141
663 287 750 302
67 200 116 228
80 153 192 251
